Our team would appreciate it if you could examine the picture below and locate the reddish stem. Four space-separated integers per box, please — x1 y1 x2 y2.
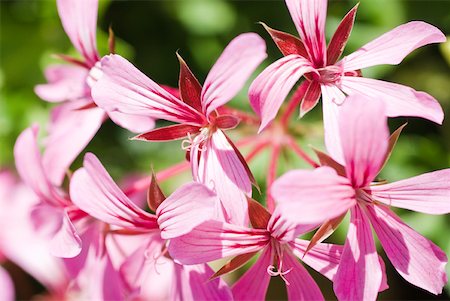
286 136 319 168
280 81 309 128
266 144 281 213
245 140 271 162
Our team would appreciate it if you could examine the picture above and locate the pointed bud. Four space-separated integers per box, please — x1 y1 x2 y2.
132 124 201 142
108 25 116 54
260 22 309 58
247 197 271 229
381 123 407 170
210 252 258 280
176 52 203 112
327 3 359 65
148 172 166 212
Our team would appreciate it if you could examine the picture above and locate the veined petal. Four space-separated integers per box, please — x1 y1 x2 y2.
34 64 89 102
202 33 267 116
107 110 155 133
195 130 251 226
290 239 343 281
172 263 233 301
367 204 447 294
57 0 100 66
249 55 315 132
283 251 324 301
43 103 105 187
14 126 65 206
0 266 14 301
340 76 444 124
157 182 221 239
49 211 82 258
342 21 446 71
133 124 200 142
339 95 389 188
232 246 272 301
91 54 204 125
272 166 356 225
168 220 269 265
70 153 157 230
285 0 328 67
334 206 382 301
369 169 450 214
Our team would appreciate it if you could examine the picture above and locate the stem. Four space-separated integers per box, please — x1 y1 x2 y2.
280 81 309 128
286 136 319 168
266 143 281 213
245 140 271 162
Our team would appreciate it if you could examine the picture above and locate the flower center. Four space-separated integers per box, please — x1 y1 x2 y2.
355 188 373 204
316 65 343 84
267 240 293 285
181 127 210 152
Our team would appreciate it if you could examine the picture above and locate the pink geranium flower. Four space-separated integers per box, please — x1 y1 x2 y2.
70 153 233 300
34 0 155 187
91 33 267 225
272 96 449 300
249 0 446 161
167 197 371 300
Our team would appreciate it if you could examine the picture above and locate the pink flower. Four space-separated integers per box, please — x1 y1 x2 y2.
34 0 155 187
167 198 358 301
91 33 267 225
249 0 446 161
70 153 233 300
0 266 14 301
272 96 449 300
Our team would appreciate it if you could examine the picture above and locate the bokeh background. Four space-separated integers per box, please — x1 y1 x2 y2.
1 0 449 299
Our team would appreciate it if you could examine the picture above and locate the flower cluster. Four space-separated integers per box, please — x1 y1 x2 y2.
2 0 449 300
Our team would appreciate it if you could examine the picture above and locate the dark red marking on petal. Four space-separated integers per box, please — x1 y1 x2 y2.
312 147 346 177
214 115 240 130
210 251 258 279
260 22 309 58
176 52 203 113
132 124 201 142
247 197 271 230
327 3 359 65
299 80 321 117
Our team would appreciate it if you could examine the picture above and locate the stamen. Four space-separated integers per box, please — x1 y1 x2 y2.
181 128 209 152
266 242 293 285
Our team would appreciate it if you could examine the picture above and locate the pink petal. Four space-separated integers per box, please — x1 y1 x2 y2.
267 209 318 243
70 153 158 230
91 54 204 125
367 204 447 294
334 206 382 301
168 220 269 265
340 76 444 124
194 130 251 226
369 169 450 214
43 102 105 187
14 126 65 206
201 33 267 116
156 182 221 239
172 263 233 301
339 94 389 188
49 211 82 258
285 0 327 67
249 55 315 132
272 166 356 225
107 110 155 133
283 251 324 301
34 64 89 102
0 266 14 301
290 239 343 281
232 246 272 301
56 0 100 66
321 84 346 164
342 21 446 71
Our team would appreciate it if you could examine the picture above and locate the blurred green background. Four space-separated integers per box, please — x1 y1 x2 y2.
1 0 449 300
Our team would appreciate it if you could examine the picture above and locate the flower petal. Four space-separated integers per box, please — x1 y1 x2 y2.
34 64 89 102
43 102 105 187
201 33 267 116
283 251 325 301
369 169 450 215
272 166 356 225
0 267 14 301
339 94 389 188
172 263 233 301
290 239 343 281
340 76 444 124
260 22 308 57
70 153 158 230
367 204 447 294
249 55 315 132
91 54 203 124
56 0 100 66
49 211 82 258
342 21 446 71
334 206 382 301
232 246 272 301
107 110 155 133
157 182 222 239
168 220 269 265
285 0 328 67
133 124 200 142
